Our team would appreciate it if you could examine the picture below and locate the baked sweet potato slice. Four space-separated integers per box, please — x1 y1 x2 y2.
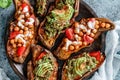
62 51 105 80
27 45 58 80
54 18 115 60
35 0 54 17
38 0 80 49
6 0 39 63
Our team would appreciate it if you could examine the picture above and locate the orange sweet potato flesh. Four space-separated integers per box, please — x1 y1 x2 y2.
54 18 115 60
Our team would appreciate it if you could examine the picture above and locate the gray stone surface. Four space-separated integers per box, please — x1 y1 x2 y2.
0 0 120 80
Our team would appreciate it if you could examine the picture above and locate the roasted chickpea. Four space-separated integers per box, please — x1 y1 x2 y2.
14 38 18 43
24 37 28 40
92 29 97 34
101 22 106 28
74 29 79 34
18 43 22 47
49 40 53 45
77 36 82 41
75 22 79 28
24 31 29 35
13 44 16 48
14 26 20 31
62 47 66 50
95 25 99 29
83 42 87 46
28 25 34 28
79 31 83 36
90 33 95 37
79 41 82 46
19 30 23 34
18 39 22 43
64 38 68 42
75 45 79 50
95 20 99 25
31 31 34 34
30 35 34 39
106 23 111 28
69 45 75 51
10 39 14 44
17 17 21 21
19 7 22 11
83 29 87 33
24 27 28 31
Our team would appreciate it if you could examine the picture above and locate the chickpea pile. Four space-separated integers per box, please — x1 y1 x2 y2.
9 4 35 49
62 18 111 51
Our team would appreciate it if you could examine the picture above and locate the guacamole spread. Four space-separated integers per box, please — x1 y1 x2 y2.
65 53 98 80
34 55 53 80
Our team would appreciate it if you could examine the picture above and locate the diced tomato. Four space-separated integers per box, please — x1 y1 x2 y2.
89 18 95 22
36 52 46 60
83 34 94 44
21 3 30 11
10 31 19 39
65 28 74 40
17 46 26 56
89 51 101 61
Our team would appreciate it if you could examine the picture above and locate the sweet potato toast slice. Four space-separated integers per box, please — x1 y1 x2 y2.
35 0 54 17
27 45 58 80
6 0 39 63
54 18 115 60
38 0 80 49
62 51 105 80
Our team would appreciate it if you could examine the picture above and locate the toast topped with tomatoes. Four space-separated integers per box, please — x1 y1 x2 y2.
27 45 58 80
54 18 115 60
38 0 80 49
62 51 105 80
6 0 38 63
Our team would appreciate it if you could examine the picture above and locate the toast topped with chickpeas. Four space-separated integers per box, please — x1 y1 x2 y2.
62 51 105 80
54 18 115 60
27 45 58 80
38 0 80 49
6 0 38 63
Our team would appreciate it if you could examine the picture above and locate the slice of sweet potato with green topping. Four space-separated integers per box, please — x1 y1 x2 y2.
27 45 58 80
38 0 80 49
62 51 105 80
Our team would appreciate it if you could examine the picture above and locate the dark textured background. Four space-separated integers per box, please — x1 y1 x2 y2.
0 0 120 80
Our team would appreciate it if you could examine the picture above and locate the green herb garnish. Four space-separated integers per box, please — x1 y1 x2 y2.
0 0 12 8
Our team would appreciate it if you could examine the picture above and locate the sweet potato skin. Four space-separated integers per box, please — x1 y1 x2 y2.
54 18 115 60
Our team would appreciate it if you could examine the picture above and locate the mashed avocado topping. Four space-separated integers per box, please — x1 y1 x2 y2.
34 55 53 80
65 53 98 79
36 0 46 15
45 1 74 38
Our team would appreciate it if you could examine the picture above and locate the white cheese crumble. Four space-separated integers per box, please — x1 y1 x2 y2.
17 19 25 29
87 20 95 29
79 24 87 31
25 18 34 25
23 6 29 13
15 34 26 46
65 39 72 50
